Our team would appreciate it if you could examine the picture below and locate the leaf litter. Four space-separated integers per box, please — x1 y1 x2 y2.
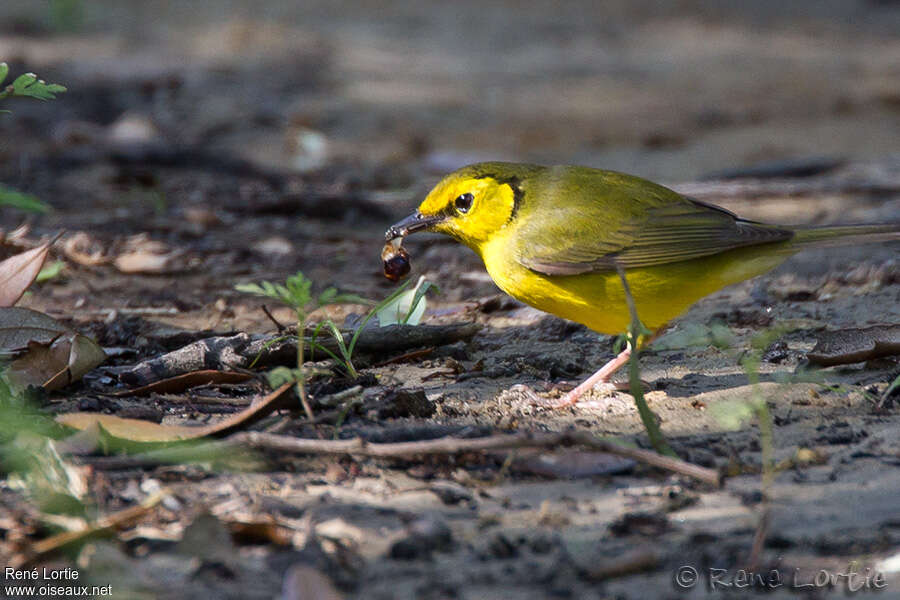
2 12 900 598
0 239 53 307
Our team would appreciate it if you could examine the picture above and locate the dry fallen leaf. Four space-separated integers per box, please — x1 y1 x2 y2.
227 519 294 546
0 240 52 306
0 307 106 390
57 382 294 442
8 334 107 391
114 251 178 274
0 307 69 351
55 413 208 443
114 369 254 397
113 234 184 274
62 232 111 267
807 325 900 367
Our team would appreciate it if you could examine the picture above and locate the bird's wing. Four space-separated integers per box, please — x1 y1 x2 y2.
514 190 794 276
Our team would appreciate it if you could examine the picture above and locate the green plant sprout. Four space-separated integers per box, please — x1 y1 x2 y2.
1 63 64 212
0 63 67 105
236 272 366 418
237 271 435 419
616 266 677 457
49 0 84 32
309 275 437 378
879 373 900 406
0 371 88 517
36 260 65 282
0 185 49 213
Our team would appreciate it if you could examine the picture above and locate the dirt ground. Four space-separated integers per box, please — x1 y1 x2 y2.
1 2 900 599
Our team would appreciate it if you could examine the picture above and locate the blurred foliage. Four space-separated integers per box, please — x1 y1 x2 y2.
0 64 67 102
49 0 84 32
1 63 64 214
0 185 50 213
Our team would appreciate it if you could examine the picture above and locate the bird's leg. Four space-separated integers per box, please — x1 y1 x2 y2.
551 346 632 408
549 324 670 409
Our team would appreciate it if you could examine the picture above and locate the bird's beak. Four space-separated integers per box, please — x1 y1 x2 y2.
385 211 444 242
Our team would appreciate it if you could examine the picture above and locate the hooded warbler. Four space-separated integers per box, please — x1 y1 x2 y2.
385 162 900 406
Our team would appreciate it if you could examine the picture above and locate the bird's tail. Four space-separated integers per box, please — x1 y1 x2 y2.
789 223 900 249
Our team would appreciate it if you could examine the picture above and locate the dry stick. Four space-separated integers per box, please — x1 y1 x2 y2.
230 430 721 487
264 386 364 434
373 346 435 367
14 492 165 568
580 547 660 581
261 303 287 332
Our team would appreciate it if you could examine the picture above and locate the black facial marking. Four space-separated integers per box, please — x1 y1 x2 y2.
472 173 524 225
508 180 524 222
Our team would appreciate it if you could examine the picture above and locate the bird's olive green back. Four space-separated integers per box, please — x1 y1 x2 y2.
508 165 794 275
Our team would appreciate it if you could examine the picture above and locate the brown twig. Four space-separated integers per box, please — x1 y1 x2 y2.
580 547 660 581
373 346 435 367
12 492 165 568
264 386 365 433
229 430 721 486
261 303 287 332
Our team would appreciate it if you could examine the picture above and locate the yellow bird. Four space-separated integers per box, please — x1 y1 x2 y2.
385 163 900 406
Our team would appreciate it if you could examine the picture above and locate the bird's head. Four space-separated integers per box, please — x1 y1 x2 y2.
386 162 543 251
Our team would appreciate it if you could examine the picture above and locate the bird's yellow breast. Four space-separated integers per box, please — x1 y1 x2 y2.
478 231 790 335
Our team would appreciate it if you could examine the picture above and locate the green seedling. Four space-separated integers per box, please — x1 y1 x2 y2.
238 272 436 418
1 64 64 212
0 185 50 213
616 266 677 457
0 63 67 105
236 272 366 418
49 0 84 31
309 275 438 378
36 260 65 282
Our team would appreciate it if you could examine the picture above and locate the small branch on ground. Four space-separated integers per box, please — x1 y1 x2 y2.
261 304 287 332
228 430 721 486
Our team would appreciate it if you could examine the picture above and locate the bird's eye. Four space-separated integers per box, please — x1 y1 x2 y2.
454 193 474 214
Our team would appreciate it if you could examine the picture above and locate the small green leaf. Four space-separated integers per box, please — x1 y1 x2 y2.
318 287 369 307
235 282 265 295
318 287 337 304
12 73 36 94
284 272 312 307
0 63 8 86
9 73 67 101
882 373 900 403
0 186 50 213
36 260 65 283
710 398 757 431
266 366 301 388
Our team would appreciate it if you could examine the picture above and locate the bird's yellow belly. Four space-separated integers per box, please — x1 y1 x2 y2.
480 239 791 335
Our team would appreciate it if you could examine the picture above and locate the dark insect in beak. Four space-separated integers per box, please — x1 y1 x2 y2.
382 241 411 281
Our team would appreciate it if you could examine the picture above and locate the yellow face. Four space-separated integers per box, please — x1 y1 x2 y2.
417 174 518 250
